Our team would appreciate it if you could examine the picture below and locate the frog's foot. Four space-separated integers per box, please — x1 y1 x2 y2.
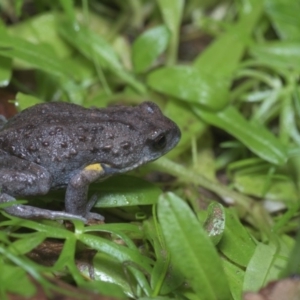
0 193 87 222
83 193 105 221
86 193 99 211
85 211 105 222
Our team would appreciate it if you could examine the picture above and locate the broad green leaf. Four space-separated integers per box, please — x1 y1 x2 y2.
233 174 299 205
15 92 43 110
243 242 280 292
244 236 292 292
0 55 11 87
193 105 288 165
143 218 184 296
157 0 184 65
265 0 300 40
8 233 46 255
158 193 231 300
132 25 170 73
157 0 184 36
58 0 76 22
243 243 275 291
164 100 207 158
282 231 300 277
90 252 135 297
79 233 152 296
250 42 300 72
14 0 23 17
191 0 263 113
58 21 146 94
0 31 73 79
92 175 161 207
0 264 36 297
222 259 244 300
1 217 75 240
8 13 72 58
218 208 256 267
147 65 229 110
194 0 263 76
79 233 153 274
56 236 126 298
59 21 121 70
194 26 246 77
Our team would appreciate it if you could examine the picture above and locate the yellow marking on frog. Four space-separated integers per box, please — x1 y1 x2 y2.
84 163 103 173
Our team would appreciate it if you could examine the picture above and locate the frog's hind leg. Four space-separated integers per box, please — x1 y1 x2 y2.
0 193 86 222
0 152 85 222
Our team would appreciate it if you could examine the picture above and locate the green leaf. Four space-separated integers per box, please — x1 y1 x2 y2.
147 65 229 110
143 218 184 296
193 105 288 165
0 30 73 79
282 231 300 277
158 193 231 300
90 252 135 297
164 100 207 158
244 237 292 292
222 259 244 300
233 174 299 205
132 25 170 73
218 208 256 267
92 175 161 208
250 42 300 72
265 0 300 40
58 21 146 94
194 0 263 76
157 0 184 65
8 233 46 255
79 234 153 274
0 264 36 297
157 0 184 36
15 92 43 110
243 243 277 291
0 55 11 87
8 13 72 58
79 233 152 296
58 0 76 22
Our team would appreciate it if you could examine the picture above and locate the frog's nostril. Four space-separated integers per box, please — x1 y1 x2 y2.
120 141 131 150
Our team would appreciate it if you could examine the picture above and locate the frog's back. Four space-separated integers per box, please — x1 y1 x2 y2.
0 103 113 166
0 103 91 177
1 102 87 129
0 101 181 187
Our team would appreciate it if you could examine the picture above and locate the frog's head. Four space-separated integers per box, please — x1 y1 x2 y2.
135 101 181 164
99 101 181 175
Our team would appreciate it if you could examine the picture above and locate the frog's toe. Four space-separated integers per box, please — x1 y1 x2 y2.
85 212 105 222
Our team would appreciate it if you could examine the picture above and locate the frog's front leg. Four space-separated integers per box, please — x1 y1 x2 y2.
0 153 86 222
65 163 107 221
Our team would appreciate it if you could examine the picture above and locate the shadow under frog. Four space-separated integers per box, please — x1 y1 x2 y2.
0 101 180 223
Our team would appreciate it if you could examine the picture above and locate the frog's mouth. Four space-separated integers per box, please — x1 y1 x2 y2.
99 161 142 176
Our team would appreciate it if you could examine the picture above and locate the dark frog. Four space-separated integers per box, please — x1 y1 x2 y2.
0 101 180 222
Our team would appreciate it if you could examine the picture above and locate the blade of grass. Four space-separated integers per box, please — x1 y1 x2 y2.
158 192 231 300
193 105 288 166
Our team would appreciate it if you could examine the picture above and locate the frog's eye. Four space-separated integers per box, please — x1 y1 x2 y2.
152 133 167 150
